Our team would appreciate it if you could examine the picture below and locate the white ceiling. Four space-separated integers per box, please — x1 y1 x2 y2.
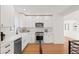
14 5 79 16
60 5 79 16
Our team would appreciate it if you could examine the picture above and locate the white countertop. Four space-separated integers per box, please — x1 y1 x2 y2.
1 34 22 44
1 33 30 44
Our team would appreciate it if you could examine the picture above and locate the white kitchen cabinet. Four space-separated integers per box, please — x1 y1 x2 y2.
1 6 15 27
1 6 15 34
22 33 28 50
1 41 14 54
0 6 1 53
22 33 32 50
1 34 22 54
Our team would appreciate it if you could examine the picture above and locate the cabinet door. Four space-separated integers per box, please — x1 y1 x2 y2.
22 34 28 50
22 33 31 50
0 6 1 53
22 33 33 50
1 6 15 32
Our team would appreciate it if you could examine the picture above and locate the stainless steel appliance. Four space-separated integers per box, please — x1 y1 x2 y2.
14 37 22 54
35 23 44 54
35 32 44 42
35 23 44 28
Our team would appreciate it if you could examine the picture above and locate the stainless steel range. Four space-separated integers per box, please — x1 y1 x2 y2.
35 23 44 43
35 23 44 54
35 32 44 43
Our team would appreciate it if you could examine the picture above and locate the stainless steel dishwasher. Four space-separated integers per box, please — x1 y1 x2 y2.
14 37 22 54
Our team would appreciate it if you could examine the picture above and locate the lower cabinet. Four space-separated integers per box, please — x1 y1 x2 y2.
22 35 27 50
1 37 22 54
22 33 31 50
1 41 14 54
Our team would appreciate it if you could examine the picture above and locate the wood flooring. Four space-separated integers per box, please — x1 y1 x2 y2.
22 43 64 54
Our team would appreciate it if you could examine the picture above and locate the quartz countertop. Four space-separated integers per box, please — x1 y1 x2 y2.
1 34 22 44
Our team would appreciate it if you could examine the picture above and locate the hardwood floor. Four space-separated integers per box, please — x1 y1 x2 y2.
22 44 40 54
42 44 64 54
22 43 64 54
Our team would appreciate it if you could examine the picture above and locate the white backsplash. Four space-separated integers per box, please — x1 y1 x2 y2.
1 26 16 39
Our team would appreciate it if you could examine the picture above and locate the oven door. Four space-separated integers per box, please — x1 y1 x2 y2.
36 36 43 41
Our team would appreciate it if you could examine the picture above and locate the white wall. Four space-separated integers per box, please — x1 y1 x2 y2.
64 10 79 40
53 15 64 44
64 10 79 21
64 20 77 38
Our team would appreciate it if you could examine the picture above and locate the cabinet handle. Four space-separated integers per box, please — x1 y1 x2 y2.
5 50 10 54
5 44 10 48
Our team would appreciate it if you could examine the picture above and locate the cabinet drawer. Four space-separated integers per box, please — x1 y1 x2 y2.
1 46 13 54
1 42 14 54
1 42 13 49
5 49 11 54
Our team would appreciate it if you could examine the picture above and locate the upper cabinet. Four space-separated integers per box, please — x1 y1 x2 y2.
17 15 53 28
1 6 15 27
1 6 15 33
0 6 1 31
